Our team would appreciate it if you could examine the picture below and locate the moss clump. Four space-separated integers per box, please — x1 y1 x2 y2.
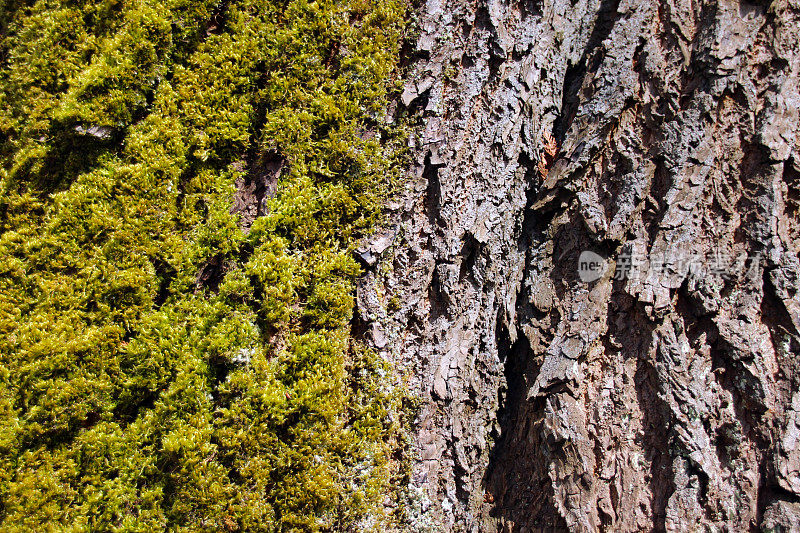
0 0 407 530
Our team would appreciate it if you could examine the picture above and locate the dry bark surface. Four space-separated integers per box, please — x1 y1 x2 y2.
356 0 800 530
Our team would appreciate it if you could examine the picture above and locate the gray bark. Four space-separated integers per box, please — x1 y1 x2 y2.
358 0 800 530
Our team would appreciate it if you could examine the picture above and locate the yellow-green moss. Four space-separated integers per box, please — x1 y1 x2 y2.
0 0 407 530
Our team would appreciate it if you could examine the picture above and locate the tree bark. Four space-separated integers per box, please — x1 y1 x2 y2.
358 0 800 530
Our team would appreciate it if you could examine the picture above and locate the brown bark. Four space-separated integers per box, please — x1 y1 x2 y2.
358 0 800 530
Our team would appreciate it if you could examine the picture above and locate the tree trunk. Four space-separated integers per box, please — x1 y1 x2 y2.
358 0 800 530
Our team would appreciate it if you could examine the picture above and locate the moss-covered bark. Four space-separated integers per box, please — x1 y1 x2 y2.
0 0 406 530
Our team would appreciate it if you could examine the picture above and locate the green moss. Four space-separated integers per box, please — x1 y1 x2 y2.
0 0 408 530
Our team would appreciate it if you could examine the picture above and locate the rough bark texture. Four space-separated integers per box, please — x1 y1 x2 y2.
357 0 800 530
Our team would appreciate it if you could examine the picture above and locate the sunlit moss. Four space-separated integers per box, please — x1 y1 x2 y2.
0 0 407 529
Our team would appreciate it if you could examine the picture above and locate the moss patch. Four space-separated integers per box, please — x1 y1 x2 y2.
0 0 407 530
